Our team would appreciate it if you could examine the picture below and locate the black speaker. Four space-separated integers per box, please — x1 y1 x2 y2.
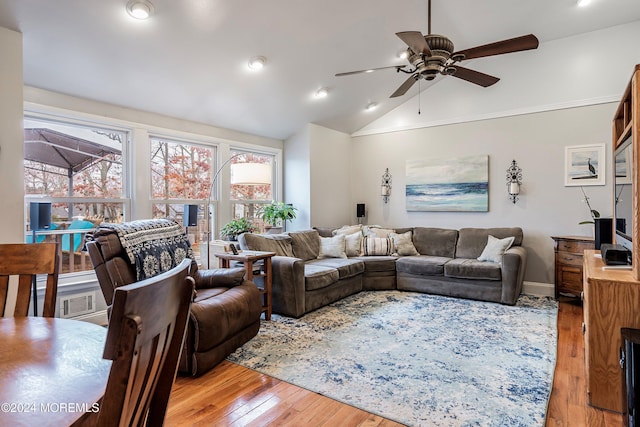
356 204 365 218
30 202 52 231
594 218 613 250
601 243 631 266
183 204 198 227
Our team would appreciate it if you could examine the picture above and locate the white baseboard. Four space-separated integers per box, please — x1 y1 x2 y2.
522 281 554 298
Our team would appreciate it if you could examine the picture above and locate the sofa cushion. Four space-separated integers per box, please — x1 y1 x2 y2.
363 236 393 256
308 258 364 280
313 227 337 237
239 233 294 257
289 230 321 261
477 235 515 263
444 258 502 281
412 227 458 257
304 263 340 291
318 235 347 259
353 256 397 273
456 228 523 259
390 231 419 256
395 255 452 276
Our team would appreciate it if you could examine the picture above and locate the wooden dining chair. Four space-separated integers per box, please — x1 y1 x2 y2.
76 258 194 427
0 243 59 317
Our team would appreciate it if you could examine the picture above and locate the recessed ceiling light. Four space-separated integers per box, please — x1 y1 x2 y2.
397 49 409 60
314 87 329 99
126 0 154 19
366 102 378 111
577 0 591 6
248 56 267 70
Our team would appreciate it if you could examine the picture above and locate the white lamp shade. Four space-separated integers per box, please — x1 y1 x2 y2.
230 163 271 185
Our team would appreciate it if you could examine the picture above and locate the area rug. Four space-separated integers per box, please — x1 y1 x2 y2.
227 291 558 426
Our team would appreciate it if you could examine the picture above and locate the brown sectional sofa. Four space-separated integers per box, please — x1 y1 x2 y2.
238 225 527 318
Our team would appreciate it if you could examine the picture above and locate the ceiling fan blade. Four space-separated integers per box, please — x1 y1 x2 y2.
335 65 406 77
396 31 431 56
451 34 539 61
390 74 419 98
450 66 500 87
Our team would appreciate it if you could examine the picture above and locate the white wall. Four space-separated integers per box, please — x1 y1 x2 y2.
350 103 616 284
284 125 312 230
0 27 24 243
309 124 352 226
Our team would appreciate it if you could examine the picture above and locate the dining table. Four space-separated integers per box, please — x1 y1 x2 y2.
0 316 111 426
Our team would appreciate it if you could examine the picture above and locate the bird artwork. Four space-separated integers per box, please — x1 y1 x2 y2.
587 158 597 177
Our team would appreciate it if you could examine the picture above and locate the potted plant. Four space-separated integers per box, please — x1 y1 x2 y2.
261 201 297 233
220 217 256 241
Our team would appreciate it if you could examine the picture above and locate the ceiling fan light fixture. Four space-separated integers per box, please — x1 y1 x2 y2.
314 87 329 99
248 56 267 70
126 0 154 19
397 49 409 60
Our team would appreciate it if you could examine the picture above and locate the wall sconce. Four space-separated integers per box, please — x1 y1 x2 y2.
506 160 522 204
381 168 392 203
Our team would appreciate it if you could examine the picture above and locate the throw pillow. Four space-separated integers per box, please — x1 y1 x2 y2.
364 226 395 238
344 232 363 257
289 230 321 261
389 231 419 256
363 236 393 256
333 224 363 236
477 235 515 263
318 235 347 259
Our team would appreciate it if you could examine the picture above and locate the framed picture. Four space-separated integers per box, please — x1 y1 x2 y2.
406 155 489 212
615 143 633 185
564 144 606 186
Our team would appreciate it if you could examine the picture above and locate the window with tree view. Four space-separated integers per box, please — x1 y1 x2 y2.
23 116 128 274
150 137 214 253
230 150 274 233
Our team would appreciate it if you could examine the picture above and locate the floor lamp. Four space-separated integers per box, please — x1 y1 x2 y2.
205 154 271 268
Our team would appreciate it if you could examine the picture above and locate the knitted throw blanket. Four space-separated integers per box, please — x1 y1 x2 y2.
98 219 193 281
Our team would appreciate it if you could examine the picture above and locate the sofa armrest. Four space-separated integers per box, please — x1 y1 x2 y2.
500 246 527 304
271 255 306 318
192 266 246 289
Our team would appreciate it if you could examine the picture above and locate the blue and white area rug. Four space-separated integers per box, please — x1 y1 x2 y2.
228 291 558 426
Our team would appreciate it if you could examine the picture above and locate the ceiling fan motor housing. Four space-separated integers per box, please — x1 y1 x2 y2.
410 34 454 80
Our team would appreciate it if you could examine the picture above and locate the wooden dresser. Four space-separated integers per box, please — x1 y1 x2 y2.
551 235 594 299
583 250 640 412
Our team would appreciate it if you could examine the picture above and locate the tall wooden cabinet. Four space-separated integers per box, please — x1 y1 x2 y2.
583 64 640 413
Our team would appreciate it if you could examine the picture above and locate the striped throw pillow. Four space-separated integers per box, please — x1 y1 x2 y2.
363 236 393 256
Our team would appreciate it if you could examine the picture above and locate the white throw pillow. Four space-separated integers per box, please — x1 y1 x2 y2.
477 235 515 263
364 226 395 238
390 231 419 256
333 224 363 236
318 234 347 259
344 232 363 257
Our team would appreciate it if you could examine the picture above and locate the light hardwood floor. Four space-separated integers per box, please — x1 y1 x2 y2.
166 299 623 426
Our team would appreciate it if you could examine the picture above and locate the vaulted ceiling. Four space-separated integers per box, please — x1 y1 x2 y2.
1 0 640 140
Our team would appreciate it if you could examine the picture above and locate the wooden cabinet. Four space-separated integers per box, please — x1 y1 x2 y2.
612 64 640 281
583 250 640 412
551 236 593 299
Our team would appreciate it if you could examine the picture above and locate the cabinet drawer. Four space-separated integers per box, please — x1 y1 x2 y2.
557 240 592 253
556 252 584 266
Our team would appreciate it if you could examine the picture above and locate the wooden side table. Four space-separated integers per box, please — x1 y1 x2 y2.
551 235 594 299
215 250 275 320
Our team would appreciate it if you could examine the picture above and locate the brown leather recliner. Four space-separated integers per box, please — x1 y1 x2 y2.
87 225 262 377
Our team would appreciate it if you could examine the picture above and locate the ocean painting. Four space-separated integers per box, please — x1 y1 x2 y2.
406 155 489 212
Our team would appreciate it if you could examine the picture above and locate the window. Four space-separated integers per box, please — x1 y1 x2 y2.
24 115 129 274
150 136 215 259
230 149 275 232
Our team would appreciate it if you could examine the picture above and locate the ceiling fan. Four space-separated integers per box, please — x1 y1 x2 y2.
335 0 539 98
